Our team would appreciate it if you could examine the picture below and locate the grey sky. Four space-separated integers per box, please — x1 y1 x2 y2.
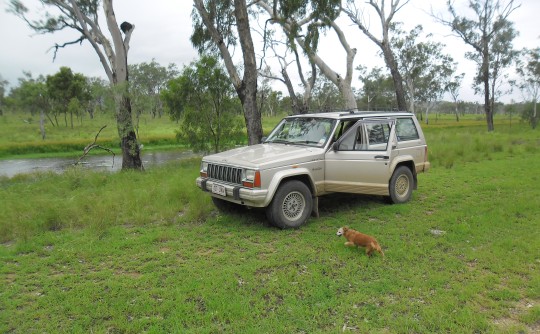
1 0 538 103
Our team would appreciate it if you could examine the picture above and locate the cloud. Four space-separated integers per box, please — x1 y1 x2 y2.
1 0 538 103
0 0 197 86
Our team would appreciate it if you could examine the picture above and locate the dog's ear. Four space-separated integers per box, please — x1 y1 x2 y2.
343 226 349 231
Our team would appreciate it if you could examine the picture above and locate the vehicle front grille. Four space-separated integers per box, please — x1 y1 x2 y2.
207 163 242 185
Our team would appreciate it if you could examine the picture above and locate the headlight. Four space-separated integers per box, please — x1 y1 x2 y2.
244 169 256 182
242 169 261 188
200 162 208 177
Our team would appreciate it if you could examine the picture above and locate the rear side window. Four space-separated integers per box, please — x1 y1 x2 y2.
396 118 419 141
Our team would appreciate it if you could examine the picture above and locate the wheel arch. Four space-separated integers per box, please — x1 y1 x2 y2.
392 159 417 190
264 169 316 207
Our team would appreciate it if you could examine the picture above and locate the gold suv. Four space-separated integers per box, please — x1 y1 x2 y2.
196 111 430 228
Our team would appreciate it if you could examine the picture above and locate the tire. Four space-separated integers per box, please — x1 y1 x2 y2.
266 180 313 229
388 166 414 204
212 197 243 213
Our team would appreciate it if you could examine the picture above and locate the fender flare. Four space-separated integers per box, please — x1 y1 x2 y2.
389 156 417 189
262 168 315 207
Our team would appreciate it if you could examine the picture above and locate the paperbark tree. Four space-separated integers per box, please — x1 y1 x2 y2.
434 0 520 132
192 0 262 145
343 0 410 111
9 0 143 169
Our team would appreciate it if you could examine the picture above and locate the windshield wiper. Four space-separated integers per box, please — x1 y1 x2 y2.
266 139 290 144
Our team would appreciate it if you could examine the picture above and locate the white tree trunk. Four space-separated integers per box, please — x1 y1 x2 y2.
257 1 358 110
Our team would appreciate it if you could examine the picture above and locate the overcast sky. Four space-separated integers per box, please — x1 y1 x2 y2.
1 0 539 103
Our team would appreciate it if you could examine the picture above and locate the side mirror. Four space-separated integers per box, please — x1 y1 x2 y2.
332 142 340 152
261 136 267 143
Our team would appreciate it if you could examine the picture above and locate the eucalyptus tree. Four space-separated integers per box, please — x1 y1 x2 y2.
258 41 317 114
256 0 358 110
0 75 8 116
87 77 113 118
310 75 344 112
357 65 396 111
391 25 457 122
46 67 90 128
517 48 540 128
161 55 243 153
343 0 410 111
434 0 520 132
129 60 178 120
447 73 466 122
9 0 143 169
192 0 262 145
8 73 50 139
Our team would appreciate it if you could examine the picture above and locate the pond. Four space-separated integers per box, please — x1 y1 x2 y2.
0 150 197 178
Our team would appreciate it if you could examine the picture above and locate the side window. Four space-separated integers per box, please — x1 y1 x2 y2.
365 123 390 151
396 118 419 141
338 121 393 151
367 123 390 145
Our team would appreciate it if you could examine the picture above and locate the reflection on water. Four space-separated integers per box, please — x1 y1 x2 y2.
0 150 197 178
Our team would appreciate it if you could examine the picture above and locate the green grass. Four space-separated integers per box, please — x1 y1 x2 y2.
1 119 539 333
0 112 284 159
0 113 185 158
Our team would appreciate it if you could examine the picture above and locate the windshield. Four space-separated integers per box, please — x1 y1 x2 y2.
265 117 337 147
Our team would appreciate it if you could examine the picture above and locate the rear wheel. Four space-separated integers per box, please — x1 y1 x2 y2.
266 180 312 229
388 166 414 204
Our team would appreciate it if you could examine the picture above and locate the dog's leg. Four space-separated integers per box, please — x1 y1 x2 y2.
366 247 373 256
344 241 354 247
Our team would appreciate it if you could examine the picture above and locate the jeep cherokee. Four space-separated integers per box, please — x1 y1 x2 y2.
196 111 430 228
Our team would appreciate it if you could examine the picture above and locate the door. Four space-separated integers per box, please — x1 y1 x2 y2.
324 119 396 196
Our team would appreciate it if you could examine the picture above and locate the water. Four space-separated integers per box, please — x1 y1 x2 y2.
0 150 197 178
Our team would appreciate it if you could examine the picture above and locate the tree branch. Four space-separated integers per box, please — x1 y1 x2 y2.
76 125 115 167
50 36 86 61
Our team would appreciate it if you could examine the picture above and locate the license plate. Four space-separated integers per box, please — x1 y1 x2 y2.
212 184 226 197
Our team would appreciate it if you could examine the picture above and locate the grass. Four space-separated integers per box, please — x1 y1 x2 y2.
1 116 539 333
0 112 284 159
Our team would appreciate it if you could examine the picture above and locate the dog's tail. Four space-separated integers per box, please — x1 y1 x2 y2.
376 244 385 257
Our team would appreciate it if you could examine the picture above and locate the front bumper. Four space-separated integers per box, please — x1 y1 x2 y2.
196 177 269 207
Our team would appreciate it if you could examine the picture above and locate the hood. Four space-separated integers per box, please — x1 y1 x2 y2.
203 143 325 169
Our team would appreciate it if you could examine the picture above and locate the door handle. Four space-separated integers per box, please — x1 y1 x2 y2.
374 155 389 160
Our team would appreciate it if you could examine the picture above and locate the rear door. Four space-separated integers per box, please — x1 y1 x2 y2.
324 119 396 196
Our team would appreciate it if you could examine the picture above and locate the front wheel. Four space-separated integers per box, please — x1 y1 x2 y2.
266 180 313 229
388 166 414 204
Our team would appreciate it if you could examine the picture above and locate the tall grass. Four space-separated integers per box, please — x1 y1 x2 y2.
0 158 210 242
423 122 538 168
0 112 284 158
0 113 183 158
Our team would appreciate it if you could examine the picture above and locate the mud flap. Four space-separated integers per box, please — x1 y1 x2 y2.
311 196 319 218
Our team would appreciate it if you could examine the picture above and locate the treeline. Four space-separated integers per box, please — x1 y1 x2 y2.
0 60 535 127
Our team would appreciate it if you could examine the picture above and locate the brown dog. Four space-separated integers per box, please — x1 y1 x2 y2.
336 226 384 257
